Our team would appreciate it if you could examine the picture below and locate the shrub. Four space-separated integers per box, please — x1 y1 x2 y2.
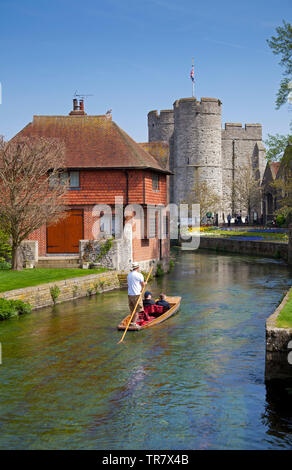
276 214 286 226
0 260 11 270
156 263 164 277
0 229 12 263
169 260 175 271
12 299 32 315
96 238 113 261
50 285 60 305
141 270 154 282
0 298 31 321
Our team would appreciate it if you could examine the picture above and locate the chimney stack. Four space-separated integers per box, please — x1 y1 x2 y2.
69 98 87 116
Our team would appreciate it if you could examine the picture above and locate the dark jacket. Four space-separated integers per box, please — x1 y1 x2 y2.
143 299 155 307
156 299 170 310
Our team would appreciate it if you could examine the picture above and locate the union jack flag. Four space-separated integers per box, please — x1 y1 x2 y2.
190 64 194 82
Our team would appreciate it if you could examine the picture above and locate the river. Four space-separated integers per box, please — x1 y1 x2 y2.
0 251 292 449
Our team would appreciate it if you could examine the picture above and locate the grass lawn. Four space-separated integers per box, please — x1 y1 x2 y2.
198 229 288 242
0 267 108 293
277 289 292 328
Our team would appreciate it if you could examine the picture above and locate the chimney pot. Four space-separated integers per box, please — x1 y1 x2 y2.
73 98 79 110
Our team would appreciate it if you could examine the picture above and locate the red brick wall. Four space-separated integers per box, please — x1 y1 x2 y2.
62 169 167 206
27 169 169 259
131 212 169 262
64 170 127 205
144 170 167 205
28 225 47 256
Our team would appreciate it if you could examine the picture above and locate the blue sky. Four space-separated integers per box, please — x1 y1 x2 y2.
0 0 291 143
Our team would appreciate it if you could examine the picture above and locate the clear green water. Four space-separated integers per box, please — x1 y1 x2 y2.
1 251 292 450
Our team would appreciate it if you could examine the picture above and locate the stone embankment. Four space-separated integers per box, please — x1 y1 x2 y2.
198 237 288 260
0 271 121 309
265 289 292 382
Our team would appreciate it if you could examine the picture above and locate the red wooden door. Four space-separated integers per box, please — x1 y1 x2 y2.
47 210 83 253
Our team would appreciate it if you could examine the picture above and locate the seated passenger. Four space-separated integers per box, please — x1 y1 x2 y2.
143 291 155 307
156 294 170 311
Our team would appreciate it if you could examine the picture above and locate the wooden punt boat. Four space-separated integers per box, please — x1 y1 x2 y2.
117 296 181 331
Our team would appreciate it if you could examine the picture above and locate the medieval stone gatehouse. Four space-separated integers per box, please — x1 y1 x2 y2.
147 97 266 221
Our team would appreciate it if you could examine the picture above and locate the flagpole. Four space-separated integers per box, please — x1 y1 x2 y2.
192 57 195 98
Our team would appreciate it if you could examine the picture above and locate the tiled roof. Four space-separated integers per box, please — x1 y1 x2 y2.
139 142 170 171
14 115 170 174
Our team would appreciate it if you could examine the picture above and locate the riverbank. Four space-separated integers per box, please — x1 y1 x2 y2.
0 267 108 292
265 287 292 382
197 236 288 260
0 270 121 309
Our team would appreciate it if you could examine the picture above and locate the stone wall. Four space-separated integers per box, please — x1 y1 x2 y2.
221 123 266 216
148 109 174 143
197 237 288 260
0 271 120 309
79 233 133 272
265 289 292 381
172 98 223 207
147 97 265 220
20 240 38 265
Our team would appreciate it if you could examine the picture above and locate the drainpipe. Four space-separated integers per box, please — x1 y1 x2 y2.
125 171 129 205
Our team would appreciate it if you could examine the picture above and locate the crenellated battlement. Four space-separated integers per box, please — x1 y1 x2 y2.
147 95 265 215
148 109 174 117
173 97 222 115
222 122 262 140
148 109 174 143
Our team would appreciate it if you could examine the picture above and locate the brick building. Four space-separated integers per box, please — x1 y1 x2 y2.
15 100 171 271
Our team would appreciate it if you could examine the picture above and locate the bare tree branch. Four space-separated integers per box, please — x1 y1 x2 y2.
0 136 69 270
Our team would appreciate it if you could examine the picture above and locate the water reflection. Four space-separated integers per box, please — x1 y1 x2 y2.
263 380 292 447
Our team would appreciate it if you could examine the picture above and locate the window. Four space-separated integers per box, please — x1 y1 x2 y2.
70 171 80 188
112 214 122 238
49 171 80 189
152 173 159 191
146 207 158 238
100 214 111 234
60 171 69 186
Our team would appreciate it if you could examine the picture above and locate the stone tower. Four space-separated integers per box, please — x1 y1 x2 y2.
149 97 223 208
172 97 222 206
148 96 265 221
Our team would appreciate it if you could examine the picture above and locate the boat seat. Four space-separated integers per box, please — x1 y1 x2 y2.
144 304 165 316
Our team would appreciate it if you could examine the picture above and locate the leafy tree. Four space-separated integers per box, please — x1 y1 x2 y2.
267 20 292 109
0 136 68 270
265 128 292 161
272 145 292 222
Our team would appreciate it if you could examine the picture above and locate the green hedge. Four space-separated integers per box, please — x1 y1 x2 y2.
0 298 32 321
